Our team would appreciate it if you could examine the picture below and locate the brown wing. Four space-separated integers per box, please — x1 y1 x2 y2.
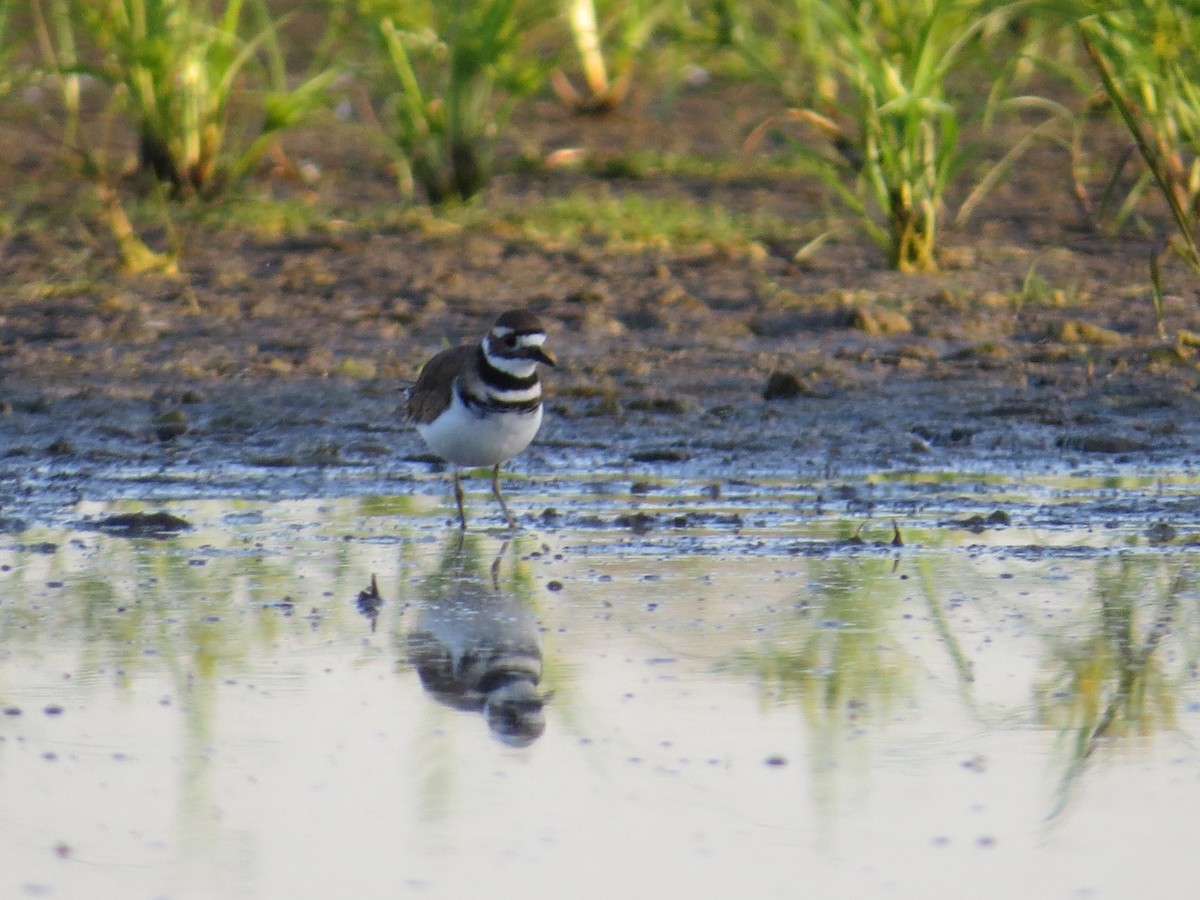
406 345 474 424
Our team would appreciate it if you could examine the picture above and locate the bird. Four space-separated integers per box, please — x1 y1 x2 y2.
406 310 555 529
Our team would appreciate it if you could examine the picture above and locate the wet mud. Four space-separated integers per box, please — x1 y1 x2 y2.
1 82 1200 529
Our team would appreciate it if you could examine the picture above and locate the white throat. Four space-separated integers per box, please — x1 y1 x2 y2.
483 346 540 378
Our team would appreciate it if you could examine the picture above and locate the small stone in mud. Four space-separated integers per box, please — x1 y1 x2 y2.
153 409 189 441
947 427 974 444
546 580 563 592
630 449 691 463
764 755 788 767
3 706 21 716
615 512 656 533
89 511 193 537
762 370 810 401
1146 521 1177 544
43 705 64 716
949 510 1011 533
46 438 74 456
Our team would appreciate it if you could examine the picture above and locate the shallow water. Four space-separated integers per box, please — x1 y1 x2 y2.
3 474 1200 899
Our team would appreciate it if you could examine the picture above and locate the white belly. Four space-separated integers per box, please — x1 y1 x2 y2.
417 392 544 468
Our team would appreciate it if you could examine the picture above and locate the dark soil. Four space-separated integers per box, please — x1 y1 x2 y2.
3 80 1200 528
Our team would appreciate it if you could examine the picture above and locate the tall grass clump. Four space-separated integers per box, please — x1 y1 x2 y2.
1076 0 1200 278
355 0 547 204
551 0 662 114
32 0 176 273
48 0 336 198
748 0 1049 272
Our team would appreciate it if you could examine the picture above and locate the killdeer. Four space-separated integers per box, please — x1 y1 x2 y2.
406 310 555 528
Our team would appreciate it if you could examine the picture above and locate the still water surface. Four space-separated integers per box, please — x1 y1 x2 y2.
2 478 1199 899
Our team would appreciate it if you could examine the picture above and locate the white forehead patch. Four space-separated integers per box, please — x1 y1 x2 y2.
490 326 545 346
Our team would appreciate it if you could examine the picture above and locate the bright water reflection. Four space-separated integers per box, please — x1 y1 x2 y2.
1 495 1199 899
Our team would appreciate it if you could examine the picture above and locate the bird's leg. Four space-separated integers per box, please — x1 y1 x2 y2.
490 539 509 591
492 464 516 529
453 467 467 530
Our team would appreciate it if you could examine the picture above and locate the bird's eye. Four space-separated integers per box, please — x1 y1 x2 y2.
503 334 518 348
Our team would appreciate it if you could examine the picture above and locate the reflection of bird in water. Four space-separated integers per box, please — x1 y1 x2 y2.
407 535 547 746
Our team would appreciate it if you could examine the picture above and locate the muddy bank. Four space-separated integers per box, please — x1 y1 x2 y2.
2 84 1200 527
2 321 1199 532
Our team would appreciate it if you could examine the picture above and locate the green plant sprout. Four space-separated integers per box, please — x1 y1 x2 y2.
1076 0 1200 309
66 0 335 197
746 0 1058 272
368 0 546 204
